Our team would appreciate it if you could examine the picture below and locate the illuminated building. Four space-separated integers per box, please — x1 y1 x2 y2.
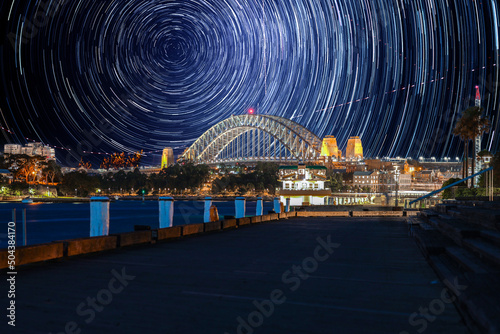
320 136 342 161
278 164 331 206
3 143 55 160
161 148 175 168
353 171 380 191
4 144 22 155
346 136 363 161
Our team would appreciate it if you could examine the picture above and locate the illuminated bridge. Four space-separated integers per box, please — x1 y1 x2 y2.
180 114 323 164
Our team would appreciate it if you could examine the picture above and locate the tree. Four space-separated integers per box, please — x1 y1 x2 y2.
43 160 62 184
79 158 92 170
326 171 344 192
453 106 490 186
442 178 461 199
15 156 45 183
60 171 100 197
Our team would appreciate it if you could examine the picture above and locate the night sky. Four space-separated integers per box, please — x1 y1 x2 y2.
0 0 499 166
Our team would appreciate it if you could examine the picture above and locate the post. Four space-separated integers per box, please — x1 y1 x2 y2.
235 197 246 219
286 198 290 212
204 197 212 223
256 197 263 216
490 170 494 202
90 197 110 237
159 197 174 228
23 208 27 246
274 197 281 214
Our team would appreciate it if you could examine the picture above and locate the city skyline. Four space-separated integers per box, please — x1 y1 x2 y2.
0 0 499 165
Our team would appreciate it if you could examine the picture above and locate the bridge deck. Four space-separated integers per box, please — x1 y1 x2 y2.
4 218 469 334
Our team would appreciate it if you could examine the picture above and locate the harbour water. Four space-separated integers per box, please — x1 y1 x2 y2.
0 200 275 248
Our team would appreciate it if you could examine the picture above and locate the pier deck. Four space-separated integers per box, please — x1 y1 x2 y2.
2 217 469 333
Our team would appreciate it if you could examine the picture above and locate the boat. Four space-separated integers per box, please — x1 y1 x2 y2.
22 197 34 204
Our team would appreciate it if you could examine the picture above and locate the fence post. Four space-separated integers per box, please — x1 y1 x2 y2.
90 197 110 237
256 197 263 216
204 197 212 223
235 197 246 219
274 197 281 213
159 197 174 228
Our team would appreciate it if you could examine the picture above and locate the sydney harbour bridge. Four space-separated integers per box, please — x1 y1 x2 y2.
179 114 325 165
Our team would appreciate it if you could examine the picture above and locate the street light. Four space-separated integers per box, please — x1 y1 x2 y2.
394 166 400 207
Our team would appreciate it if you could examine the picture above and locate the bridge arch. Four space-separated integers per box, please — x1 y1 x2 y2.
180 115 322 164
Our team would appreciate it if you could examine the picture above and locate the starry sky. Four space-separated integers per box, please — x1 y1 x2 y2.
0 0 499 166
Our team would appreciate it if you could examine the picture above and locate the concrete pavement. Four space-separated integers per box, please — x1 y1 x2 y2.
2 217 469 334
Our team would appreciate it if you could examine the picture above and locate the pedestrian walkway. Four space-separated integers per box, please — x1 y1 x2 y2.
2 217 469 334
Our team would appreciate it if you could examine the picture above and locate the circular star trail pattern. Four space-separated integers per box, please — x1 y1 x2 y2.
1 0 499 164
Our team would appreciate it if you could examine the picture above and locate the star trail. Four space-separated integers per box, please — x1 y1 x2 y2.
0 0 499 165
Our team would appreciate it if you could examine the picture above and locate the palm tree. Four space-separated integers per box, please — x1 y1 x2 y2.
453 106 490 187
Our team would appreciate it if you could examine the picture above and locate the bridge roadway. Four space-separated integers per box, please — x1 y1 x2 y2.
3 217 469 334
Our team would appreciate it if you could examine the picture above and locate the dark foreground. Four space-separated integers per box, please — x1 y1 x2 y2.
2 218 468 334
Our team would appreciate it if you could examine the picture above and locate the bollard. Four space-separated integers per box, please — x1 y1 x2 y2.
256 197 263 216
285 198 290 212
235 197 246 219
274 197 281 214
210 205 219 222
204 197 212 223
90 197 110 237
159 197 175 228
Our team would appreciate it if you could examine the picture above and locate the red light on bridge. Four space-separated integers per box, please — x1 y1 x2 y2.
248 108 255 114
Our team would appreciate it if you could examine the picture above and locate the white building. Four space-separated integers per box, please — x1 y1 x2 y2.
278 164 331 206
3 143 55 160
4 144 22 155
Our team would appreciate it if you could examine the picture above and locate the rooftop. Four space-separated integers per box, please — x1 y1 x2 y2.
279 165 327 170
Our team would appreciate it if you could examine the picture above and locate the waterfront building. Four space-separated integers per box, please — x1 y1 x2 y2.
346 136 363 161
353 171 379 192
278 164 331 206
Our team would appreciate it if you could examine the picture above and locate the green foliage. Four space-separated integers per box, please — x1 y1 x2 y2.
59 171 100 197
441 178 461 199
326 171 344 192
211 162 279 195
456 187 478 198
361 186 371 193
